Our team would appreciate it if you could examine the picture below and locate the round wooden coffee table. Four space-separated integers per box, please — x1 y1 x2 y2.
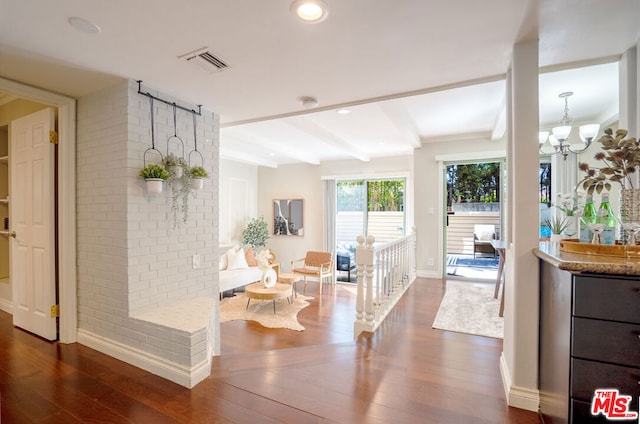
245 282 293 314
278 273 301 298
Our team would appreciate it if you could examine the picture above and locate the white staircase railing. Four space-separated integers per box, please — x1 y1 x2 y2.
354 231 416 337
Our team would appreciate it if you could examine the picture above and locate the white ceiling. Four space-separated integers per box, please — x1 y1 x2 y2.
0 0 638 166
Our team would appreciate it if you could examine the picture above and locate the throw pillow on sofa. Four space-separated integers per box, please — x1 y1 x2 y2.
226 247 249 270
244 247 258 267
219 253 228 271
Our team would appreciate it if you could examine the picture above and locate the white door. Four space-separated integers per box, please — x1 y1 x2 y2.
10 108 57 340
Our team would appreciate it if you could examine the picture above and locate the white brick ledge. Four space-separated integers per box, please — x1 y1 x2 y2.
131 297 215 333
79 297 216 388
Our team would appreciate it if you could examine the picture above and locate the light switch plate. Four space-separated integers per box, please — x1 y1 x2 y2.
192 254 201 269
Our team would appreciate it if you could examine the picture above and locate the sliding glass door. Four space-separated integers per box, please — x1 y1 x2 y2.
336 178 406 247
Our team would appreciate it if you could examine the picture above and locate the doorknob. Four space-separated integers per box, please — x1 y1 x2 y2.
9 231 15 238
0 230 15 238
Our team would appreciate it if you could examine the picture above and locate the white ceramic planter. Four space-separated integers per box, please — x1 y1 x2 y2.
145 178 164 194
170 166 183 178
191 177 204 191
550 233 562 242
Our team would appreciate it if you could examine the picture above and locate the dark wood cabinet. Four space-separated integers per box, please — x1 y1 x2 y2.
539 261 640 423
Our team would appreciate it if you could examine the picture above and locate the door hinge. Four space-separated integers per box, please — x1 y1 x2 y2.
50 304 60 318
49 130 59 144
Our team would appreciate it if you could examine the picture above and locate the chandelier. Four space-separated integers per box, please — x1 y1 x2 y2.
539 92 599 160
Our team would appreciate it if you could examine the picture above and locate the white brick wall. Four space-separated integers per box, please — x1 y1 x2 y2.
77 80 220 382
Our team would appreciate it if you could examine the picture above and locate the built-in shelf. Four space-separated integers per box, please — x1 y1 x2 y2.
0 156 7 164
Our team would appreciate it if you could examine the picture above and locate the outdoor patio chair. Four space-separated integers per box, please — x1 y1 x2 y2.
473 224 496 258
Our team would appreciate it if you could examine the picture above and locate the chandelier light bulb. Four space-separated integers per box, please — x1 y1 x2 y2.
579 124 600 143
541 91 598 160
538 131 549 146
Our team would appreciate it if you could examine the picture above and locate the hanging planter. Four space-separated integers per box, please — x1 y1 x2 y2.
188 165 209 192
191 178 204 191
139 164 169 194
145 178 164 194
162 153 188 179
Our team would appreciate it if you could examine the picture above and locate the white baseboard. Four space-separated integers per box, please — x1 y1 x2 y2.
0 298 12 314
416 269 440 279
500 352 539 412
77 329 211 389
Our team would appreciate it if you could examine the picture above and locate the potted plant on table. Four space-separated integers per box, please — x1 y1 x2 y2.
544 215 570 242
188 165 209 191
139 163 169 194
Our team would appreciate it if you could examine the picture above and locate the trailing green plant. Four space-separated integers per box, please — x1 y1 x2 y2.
161 154 192 228
242 216 270 250
189 165 209 178
139 163 169 180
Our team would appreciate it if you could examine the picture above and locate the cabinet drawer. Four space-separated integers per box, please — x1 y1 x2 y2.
574 275 640 323
572 318 640 367
571 358 640 402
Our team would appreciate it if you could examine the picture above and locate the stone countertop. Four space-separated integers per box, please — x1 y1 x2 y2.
533 241 640 276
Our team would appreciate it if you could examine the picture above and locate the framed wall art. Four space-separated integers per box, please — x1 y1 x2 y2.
273 199 304 236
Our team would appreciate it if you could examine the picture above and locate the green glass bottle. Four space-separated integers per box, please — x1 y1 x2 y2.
579 195 597 243
597 193 617 244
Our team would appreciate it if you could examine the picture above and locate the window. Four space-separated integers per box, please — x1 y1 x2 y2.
336 178 405 247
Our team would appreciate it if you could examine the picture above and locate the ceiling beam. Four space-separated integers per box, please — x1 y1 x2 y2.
220 128 321 165
220 147 278 168
491 96 507 141
286 116 371 162
377 102 421 148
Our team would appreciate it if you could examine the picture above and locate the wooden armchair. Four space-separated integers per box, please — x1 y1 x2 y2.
291 251 334 295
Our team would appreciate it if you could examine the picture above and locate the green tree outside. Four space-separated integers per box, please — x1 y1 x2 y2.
337 179 405 211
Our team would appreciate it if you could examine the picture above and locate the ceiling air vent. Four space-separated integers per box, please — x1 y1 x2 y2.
179 47 229 73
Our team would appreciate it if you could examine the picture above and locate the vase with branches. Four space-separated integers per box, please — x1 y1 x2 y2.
578 128 639 194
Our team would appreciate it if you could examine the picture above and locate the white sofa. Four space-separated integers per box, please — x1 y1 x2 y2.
219 267 263 293
219 246 275 294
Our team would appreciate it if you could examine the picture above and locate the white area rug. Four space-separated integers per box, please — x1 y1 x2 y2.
220 293 313 331
432 282 503 339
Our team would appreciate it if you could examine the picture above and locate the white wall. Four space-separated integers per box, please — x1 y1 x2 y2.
413 137 506 277
257 156 413 272
76 80 220 383
219 159 258 246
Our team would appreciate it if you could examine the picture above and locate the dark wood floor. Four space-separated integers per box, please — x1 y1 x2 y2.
0 278 541 423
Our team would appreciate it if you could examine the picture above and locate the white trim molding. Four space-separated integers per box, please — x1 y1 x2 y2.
500 352 540 412
416 269 440 279
78 329 212 389
0 77 77 343
0 298 12 314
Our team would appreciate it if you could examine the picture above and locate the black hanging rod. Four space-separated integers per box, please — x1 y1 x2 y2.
137 80 202 116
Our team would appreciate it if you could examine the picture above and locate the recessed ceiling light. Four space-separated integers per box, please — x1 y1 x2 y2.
290 0 329 23
68 17 101 34
337 108 351 115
